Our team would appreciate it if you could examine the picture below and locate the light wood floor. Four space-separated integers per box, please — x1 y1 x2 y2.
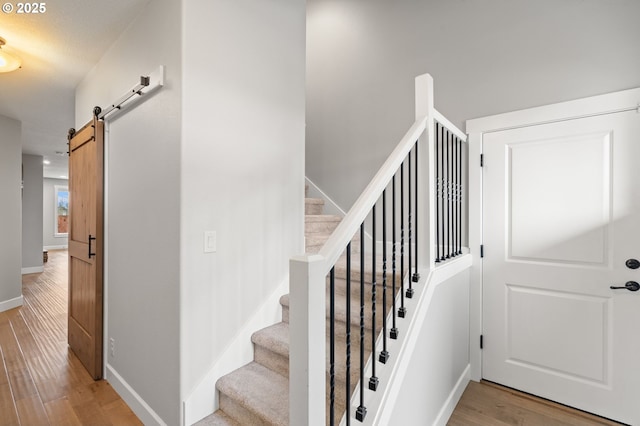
0 249 141 425
448 380 624 426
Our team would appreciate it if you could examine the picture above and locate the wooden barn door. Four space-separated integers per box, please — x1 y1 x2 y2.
68 115 104 379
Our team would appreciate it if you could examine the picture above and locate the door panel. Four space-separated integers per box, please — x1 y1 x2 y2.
483 109 639 425
68 117 104 380
507 132 611 265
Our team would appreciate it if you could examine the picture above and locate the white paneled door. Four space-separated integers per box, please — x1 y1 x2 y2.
482 105 639 424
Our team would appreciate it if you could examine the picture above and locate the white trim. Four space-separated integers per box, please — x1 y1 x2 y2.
0 296 23 312
103 120 111 380
22 266 44 275
44 245 68 251
433 109 467 142
183 276 289 425
106 364 167 426
465 86 640 384
433 364 471 426
53 184 69 238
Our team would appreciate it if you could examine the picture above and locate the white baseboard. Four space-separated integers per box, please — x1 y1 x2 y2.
183 277 289 426
0 296 23 313
44 245 68 250
433 364 471 426
22 266 44 275
106 364 167 426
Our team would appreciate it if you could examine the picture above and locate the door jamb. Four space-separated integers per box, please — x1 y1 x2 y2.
465 87 640 382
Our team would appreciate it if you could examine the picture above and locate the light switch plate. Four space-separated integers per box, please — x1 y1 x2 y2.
204 231 216 253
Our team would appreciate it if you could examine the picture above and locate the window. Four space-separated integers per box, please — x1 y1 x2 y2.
54 185 69 237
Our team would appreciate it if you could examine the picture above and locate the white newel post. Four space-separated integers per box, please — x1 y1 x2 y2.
289 254 327 426
414 73 436 271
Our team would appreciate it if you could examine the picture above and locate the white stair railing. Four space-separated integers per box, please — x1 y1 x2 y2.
290 73 467 425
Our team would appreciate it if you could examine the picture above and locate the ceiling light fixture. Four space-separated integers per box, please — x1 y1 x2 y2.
0 37 21 73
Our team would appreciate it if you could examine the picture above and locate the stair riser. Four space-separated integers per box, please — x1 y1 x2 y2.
305 220 341 235
330 276 402 301
280 302 386 346
219 394 273 426
333 266 406 287
254 346 289 378
305 204 324 215
306 234 362 254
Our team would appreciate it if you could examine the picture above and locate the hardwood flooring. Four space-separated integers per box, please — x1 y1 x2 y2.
448 380 624 426
0 250 141 425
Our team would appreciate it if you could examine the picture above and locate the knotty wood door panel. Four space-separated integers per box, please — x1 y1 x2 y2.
68 116 104 379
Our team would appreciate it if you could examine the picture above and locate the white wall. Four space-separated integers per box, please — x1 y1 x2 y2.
43 178 69 249
75 0 182 424
0 115 22 311
181 0 306 421
388 269 470 425
306 0 640 212
22 154 43 273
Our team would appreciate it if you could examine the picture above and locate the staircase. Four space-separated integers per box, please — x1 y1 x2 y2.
196 187 392 426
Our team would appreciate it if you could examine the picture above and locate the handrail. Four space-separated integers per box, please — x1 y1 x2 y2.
318 116 428 273
433 109 467 142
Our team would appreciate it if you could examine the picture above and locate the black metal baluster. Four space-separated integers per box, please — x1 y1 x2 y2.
329 267 336 426
458 137 463 254
356 225 367 421
380 190 390 361
446 128 451 258
346 242 352 426
451 134 458 257
407 150 414 299
369 204 379 391
390 176 398 339
399 162 406 318
440 127 446 262
435 123 440 263
413 142 420 282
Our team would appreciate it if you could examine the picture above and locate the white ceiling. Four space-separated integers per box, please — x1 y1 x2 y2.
0 0 149 178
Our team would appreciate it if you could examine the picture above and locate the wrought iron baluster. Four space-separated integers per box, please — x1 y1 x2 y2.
346 243 352 426
369 204 379 391
356 224 367 421
407 150 414 299
399 162 406 318
458 136 463 254
380 190 389 362
451 135 458 257
413 142 420 282
435 123 440 263
440 127 446 262
446 128 451 258
390 176 398 339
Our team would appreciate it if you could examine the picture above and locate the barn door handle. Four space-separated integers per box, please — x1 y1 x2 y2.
88 234 96 258
610 281 640 292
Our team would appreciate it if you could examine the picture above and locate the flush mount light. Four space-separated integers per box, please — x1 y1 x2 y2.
0 37 21 73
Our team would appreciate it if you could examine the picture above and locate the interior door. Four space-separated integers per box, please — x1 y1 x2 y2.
68 115 104 380
482 108 639 424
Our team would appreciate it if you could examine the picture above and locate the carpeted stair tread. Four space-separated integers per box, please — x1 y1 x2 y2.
195 410 240 426
252 322 290 377
279 291 387 332
305 214 342 223
333 252 407 285
305 197 325 215
305 215 343 236
252 322 289 357
217 362 288 426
